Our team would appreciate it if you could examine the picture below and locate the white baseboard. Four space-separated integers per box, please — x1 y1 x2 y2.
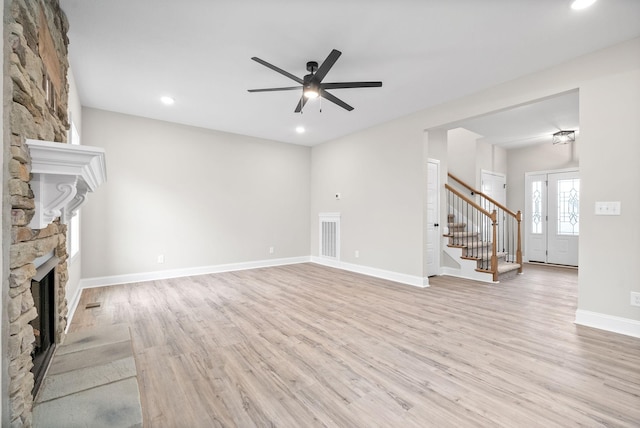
575 309 640 339
68 256 428 326
78 256 310 289
310 256 429 288
65 287 83 334
67 256 310 325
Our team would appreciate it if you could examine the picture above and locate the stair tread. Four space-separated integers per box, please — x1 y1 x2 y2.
462 241 491 249
450 231 479 237
497 263 521 273
463 251 508 260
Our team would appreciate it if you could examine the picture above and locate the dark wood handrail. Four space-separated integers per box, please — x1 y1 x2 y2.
448 172 518 219
445 183 496 221
446 172 523 277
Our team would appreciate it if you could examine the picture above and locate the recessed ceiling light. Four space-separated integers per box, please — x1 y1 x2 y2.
571 0 597 10
296 126 305 134
160 96 175 105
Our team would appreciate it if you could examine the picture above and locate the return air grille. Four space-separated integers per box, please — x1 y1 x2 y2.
319 213 340 260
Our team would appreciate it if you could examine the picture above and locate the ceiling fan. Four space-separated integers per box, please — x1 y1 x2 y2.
248 49 382 113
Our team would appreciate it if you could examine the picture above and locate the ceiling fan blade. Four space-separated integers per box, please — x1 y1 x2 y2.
251 57 303 84
314 49 342 83
320 89 354 111
248 86 301 93
321 82 383 89
295 96 309 113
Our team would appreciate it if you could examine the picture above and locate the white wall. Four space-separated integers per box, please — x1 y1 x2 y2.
447 129 507 193
447 128 481 187
476 141 507 183
579 68 640 321
310 119 425 278
80 108 311 279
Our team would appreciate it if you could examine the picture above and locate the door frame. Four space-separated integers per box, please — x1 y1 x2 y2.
524 167 579 265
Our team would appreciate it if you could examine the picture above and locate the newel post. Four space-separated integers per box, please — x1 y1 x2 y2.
516 211 523 273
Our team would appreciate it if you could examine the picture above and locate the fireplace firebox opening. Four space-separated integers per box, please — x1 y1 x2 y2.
30 256 59 397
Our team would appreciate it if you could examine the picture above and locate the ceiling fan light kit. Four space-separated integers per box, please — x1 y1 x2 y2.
248 49 382 113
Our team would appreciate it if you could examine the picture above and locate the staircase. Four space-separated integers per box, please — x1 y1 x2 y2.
444 173 522 282
446 214 520 281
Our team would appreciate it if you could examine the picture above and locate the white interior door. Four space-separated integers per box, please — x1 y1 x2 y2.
481 170 506 206
525 170 579 266
481 170 507 244
426 159 440 277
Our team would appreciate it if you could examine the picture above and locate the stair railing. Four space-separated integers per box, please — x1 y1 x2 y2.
445 183 498 279
446 173 523 280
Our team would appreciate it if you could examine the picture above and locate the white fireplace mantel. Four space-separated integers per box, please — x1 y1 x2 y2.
26 139 107 229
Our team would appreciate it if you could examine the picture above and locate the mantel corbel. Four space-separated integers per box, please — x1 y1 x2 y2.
26 139 107 230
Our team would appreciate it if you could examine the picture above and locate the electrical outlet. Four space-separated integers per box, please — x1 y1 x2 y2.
631 292 640 307
355 250 359 258
269 246 274 254
157 254 165 264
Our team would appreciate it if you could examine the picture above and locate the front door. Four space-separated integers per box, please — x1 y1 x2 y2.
525 170 579 266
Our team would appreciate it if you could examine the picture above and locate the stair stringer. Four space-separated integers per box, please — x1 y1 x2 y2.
441 237 496 283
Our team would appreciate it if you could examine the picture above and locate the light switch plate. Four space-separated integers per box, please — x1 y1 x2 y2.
595 201 621 215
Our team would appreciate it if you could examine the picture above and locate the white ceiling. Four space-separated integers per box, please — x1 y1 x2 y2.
60 0 640 147
453 90 580 148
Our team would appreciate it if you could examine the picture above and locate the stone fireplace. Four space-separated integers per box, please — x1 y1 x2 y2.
2 1 106 426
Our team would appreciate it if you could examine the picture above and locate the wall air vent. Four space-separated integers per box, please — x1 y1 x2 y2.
319 213 340 260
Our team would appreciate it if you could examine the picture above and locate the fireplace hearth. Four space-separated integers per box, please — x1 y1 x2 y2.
30 257 59 397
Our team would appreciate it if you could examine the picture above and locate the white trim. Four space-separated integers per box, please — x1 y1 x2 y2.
78 256 309 288
575 309 640 339
65 285 83 334
311 256 429 288
524 167 579 177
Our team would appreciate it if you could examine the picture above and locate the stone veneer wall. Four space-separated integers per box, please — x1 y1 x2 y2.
4 1 70 426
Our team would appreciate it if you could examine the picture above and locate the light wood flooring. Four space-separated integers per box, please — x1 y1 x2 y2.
69 263 640 427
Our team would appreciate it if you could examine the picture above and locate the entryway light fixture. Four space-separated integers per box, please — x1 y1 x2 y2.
552 130 575 145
